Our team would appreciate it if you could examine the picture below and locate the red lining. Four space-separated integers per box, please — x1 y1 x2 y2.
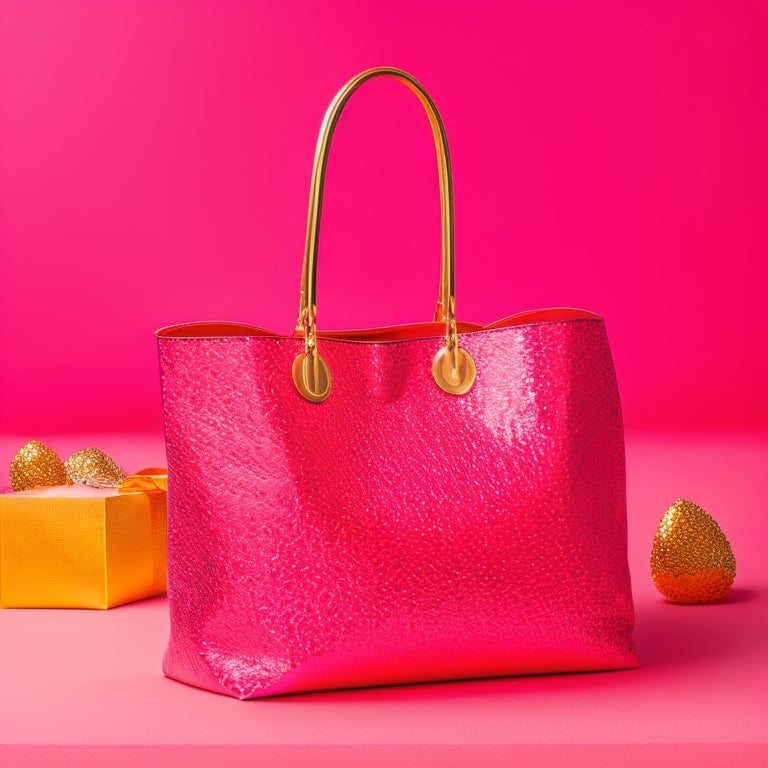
156 308 600 340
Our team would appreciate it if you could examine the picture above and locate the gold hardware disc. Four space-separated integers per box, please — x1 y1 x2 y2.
293 351 331 403
432 345 476 395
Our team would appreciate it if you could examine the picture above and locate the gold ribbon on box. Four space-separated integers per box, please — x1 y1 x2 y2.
118 470 167 493
9 440 166 492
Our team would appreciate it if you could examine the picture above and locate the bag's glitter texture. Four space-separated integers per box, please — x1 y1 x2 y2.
651 499 736 603
9 440 71 492
158 317 638 699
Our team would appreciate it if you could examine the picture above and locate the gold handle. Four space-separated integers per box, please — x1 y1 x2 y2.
293 67 475 402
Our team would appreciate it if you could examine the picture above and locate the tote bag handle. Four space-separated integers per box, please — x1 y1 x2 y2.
293 67 476 403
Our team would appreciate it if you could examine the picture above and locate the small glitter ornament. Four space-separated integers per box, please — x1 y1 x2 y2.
9 440 72 491
651 498 736 604
65 448 126 488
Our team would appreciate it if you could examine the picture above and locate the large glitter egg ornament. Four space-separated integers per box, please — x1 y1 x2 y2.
651 498 736 603
9 440 71 491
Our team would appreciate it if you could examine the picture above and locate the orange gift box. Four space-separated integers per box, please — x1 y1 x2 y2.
0 477 167 609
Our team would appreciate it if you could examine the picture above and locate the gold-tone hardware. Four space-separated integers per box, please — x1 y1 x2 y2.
296 67 474 400
432 344 476 395
292 350 331 403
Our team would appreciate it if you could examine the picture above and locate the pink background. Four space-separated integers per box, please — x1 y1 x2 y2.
1 0 767 436
1 5 767 762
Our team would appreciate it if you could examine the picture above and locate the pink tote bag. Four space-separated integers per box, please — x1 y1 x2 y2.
157 68 637 699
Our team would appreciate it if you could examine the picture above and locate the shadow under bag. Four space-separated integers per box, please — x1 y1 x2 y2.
156 67 638 699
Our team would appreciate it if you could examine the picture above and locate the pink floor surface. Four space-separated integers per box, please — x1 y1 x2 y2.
1 430 766 766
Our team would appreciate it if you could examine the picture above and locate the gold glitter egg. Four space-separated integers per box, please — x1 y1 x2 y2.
9 440 72 491
65 448 126 488
651 498 736 604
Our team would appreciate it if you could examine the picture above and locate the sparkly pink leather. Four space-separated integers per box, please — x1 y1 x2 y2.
157 315 637 698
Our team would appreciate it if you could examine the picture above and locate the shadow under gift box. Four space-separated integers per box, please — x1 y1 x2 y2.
0 483 167 609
